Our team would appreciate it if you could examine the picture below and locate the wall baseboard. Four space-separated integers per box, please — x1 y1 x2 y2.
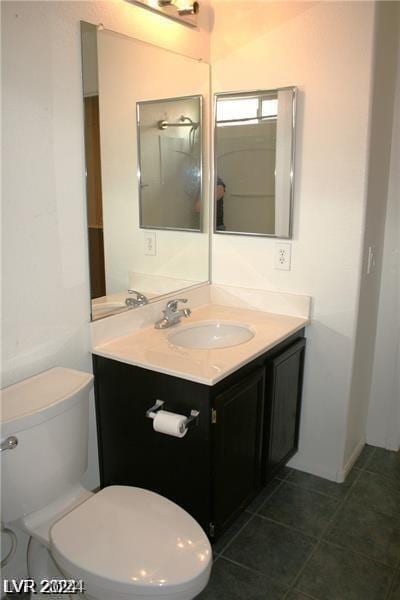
287 456 339 483
366 434 400 452
337 439 365 482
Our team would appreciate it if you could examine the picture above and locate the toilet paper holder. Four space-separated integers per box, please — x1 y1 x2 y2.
146 399 200 429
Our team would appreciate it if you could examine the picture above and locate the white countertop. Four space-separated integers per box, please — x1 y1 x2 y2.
92 304 308 385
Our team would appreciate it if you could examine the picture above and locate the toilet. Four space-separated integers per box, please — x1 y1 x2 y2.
0 368 212 599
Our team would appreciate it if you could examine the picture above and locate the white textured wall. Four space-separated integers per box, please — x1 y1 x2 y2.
1 0 210 581
210 1 376 480
366 9 400 452
344 1 400 466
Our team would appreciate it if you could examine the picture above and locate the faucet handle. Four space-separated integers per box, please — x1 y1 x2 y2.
128 289 148 303
166 298 188 312
125 289 148 308
128 289 144 299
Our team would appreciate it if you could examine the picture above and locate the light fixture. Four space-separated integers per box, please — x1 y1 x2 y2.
127 0 199 27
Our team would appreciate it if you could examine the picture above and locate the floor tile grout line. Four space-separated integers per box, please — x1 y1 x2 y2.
216 479 287 556
286 537 323 592
218 553 324 600
361 466 400 484
318 538 400 571
216 471 330 559
213 448 399 597
251 512 320 541
276 468 294 482
271 477 352 500
214 512 255 557
251 478 286 515
221 466 368 594
361 445 377 471
287 467 363 592
317 467 400 570
217 552 291 587
278 469 366 500
394 554 400 571
219 463 363 557
321 467 363 515
234 474 395 572
384 567 398 600
388 532 400 600
283 586 321 600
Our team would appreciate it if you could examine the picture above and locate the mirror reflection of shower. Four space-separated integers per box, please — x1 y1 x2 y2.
157 115 200 153
214 87 296 238
137 95 202 232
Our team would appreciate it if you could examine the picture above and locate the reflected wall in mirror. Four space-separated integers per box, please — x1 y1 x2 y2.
138 95 202 231
81 23 210 321
214 87 296 238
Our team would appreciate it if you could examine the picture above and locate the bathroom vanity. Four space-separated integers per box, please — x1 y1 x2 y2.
82 20 305 540
92 301 307 541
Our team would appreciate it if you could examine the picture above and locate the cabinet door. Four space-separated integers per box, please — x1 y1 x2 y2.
264 338 306 480
212 368 265 536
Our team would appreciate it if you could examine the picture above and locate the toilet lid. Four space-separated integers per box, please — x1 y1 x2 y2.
50 486 211 597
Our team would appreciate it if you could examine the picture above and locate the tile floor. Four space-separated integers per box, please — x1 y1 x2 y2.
199 445 400 600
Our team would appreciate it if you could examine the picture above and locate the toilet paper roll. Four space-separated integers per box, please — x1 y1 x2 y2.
153 410 188 438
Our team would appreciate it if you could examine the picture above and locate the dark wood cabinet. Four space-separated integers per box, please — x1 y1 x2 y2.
92 358 212 529
263 338 306 481
212 368 264 536
93 329 306 540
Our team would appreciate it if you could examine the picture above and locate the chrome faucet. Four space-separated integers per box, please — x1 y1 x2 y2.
125 289 148 308
154 298 191 329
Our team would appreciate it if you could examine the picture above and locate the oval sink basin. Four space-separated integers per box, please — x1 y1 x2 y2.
168 321 254 349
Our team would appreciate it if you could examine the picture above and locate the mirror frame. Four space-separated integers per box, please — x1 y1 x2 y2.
213 87 297 239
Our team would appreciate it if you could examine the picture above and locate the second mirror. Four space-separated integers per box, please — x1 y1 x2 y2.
214 88 296 238
138 95 202 231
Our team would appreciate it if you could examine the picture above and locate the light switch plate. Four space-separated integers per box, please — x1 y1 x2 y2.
144 232 156 256
275 242 291 270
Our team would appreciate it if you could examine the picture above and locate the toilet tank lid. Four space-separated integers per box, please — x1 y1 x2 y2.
0 367 93 436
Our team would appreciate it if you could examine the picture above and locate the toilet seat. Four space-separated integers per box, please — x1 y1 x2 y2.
50 486 212 599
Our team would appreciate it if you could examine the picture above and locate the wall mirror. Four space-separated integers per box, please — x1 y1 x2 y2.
81 22 210 321
137 95 202 231
214 87 296 238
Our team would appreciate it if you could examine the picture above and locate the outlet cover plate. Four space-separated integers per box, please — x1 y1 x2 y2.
144 231 157 256
275 242 291 270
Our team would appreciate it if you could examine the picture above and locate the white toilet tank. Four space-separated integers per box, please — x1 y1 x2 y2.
0 368 93 523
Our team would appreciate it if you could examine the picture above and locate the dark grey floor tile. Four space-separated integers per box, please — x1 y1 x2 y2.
246 478 282 514
196 556 287 599
286 467 359 499
212 511 253 554
324 495 400 567
347 470 400 519
224 515 316 586
259 482 340 538
285 592 315 600
388 571 400 599
366 448 400 482
353 444 376 469
297 541 394 600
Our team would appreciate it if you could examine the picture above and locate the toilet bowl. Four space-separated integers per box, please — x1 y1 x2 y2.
0 368 212 599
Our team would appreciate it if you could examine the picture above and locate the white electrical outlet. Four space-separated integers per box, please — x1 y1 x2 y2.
275 242 292 270
144 232 156 256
